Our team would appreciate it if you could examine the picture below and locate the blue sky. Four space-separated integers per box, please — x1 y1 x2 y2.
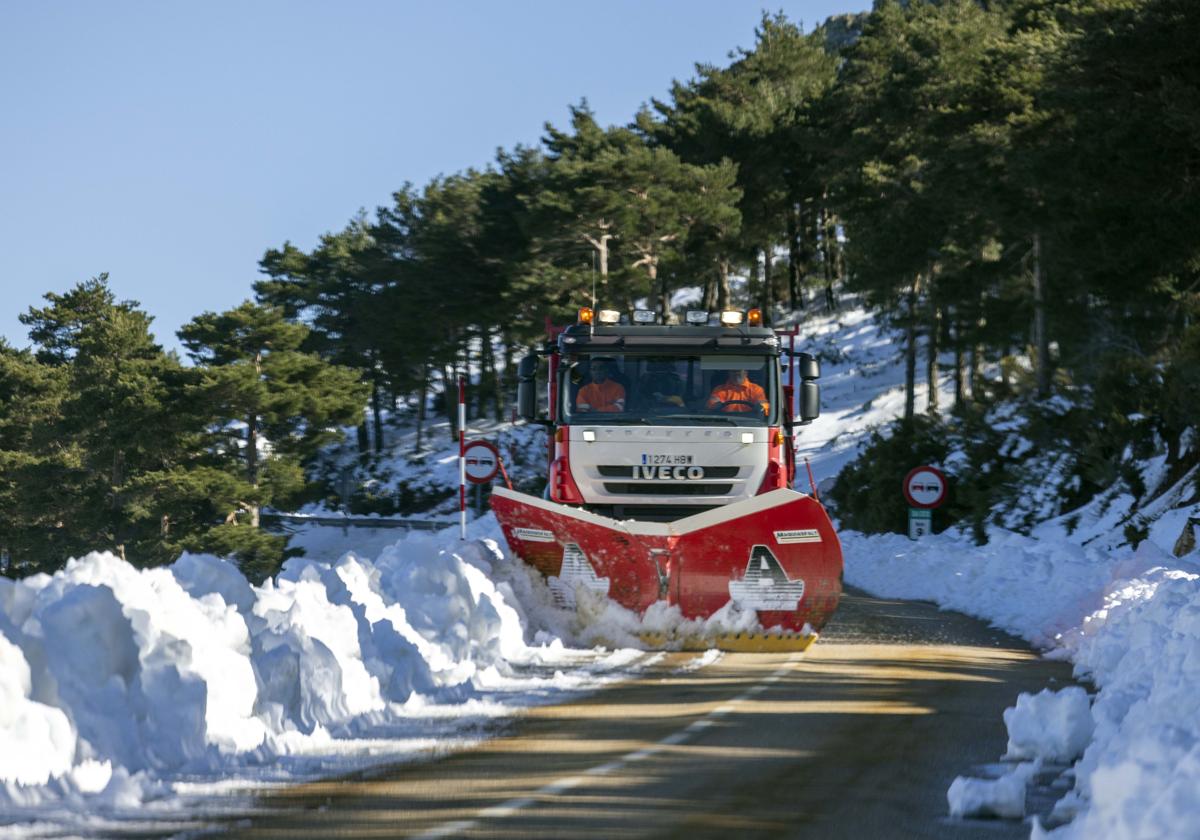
1 1 869 354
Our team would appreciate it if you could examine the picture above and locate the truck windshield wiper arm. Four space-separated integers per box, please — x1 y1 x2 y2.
572 416 652 425
655 414 739 426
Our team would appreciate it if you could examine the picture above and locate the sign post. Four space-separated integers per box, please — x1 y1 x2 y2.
458 378 466 540
457 375 500 541
903 465 947 540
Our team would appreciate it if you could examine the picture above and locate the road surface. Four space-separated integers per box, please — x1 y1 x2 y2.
225 589 1074 838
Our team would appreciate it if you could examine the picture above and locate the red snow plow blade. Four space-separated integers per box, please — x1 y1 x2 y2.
490 487 842 651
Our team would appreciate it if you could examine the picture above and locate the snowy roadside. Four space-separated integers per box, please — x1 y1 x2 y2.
0 516 667 837
795 304 1200 836
4 298 1195 839
0 301 895 836
842 519 1200 838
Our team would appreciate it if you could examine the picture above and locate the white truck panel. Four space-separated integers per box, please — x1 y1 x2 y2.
568 424 769 507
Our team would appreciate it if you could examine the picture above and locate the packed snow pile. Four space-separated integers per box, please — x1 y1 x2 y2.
1003 687 1093 764
843 525 1200 838
947 759 1042 820
0 519 657 832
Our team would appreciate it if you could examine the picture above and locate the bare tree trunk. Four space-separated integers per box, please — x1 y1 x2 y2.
111 449 126 559
651 261 670 322
952 316 966 407
787 204 803 311
761 246 774 322
716 257 732 311
442 363 456 440
470 328 484 420
821 191 838 310
927 304 941 415
803 199 818 304
494 329 508 420
970 341 983 399
1032 231 1051 398
703 276 718 311
583 231 612 290
246 349 262 528
371 373 384 454
904 275 920 421
415 364 428 453
832 213 845 301
246 413 260 528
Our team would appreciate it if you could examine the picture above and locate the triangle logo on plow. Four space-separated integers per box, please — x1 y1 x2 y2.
728 545 806 611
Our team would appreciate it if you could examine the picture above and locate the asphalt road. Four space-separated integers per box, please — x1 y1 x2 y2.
226 589 1074 839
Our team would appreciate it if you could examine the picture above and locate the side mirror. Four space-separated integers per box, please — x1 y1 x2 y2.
797 352 820 381
516 353 538 421
799 381 820 423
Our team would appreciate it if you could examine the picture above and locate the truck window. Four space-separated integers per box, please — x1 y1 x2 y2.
562 354 778 426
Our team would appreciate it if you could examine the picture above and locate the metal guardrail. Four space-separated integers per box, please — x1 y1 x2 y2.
261 513 455 532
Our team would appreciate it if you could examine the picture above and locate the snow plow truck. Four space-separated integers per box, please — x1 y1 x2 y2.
491 306 842 651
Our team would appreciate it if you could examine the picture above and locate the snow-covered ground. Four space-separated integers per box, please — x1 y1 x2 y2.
2 297 1197 839
844 509 1200 837
0 517 675 836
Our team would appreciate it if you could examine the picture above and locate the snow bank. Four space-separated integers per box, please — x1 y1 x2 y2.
1003 687 1092 763
0 520 639 830
843 528 1200 838
948 760 1041 819
0 634 74 786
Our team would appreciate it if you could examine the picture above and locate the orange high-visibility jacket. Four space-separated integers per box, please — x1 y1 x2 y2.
706 381 768 413
577 380 626 413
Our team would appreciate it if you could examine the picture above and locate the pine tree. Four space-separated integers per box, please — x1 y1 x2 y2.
258 217 391 453
645 15 839 318
12 277 202 567
178 301 367 577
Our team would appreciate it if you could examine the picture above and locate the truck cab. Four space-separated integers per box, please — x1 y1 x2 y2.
518 307 821 522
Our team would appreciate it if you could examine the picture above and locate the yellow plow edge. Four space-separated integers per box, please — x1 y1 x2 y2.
637 631 819 653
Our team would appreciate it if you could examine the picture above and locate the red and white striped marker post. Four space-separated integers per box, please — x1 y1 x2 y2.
458 377 466 540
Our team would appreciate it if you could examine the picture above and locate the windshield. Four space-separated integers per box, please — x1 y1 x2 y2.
561 353 779 427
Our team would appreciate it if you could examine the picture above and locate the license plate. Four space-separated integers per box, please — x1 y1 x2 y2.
641 453 693 465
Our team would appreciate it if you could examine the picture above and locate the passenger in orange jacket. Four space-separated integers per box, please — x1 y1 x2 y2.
707 369 768 414
576 361 626 413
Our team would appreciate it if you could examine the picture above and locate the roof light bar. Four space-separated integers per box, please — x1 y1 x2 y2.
719 310 744 326
597 309 621 324
685 310 708 324
632 309 657 324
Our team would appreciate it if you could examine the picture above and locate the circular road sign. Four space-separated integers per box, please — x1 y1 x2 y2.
903 465 948 510
463 440 501 485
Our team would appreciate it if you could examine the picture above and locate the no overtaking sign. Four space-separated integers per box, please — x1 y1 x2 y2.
904 465 946 540
903 465 947 509
463 440 500 484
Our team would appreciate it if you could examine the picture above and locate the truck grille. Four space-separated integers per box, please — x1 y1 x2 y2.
597 465 740 479
585 504 718 522
601 482 734 496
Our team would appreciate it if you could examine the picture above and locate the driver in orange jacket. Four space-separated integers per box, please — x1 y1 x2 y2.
576 360 626 413
707 369 768 414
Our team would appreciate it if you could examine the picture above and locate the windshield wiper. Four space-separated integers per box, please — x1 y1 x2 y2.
570 416 651 425
655 414 739 426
